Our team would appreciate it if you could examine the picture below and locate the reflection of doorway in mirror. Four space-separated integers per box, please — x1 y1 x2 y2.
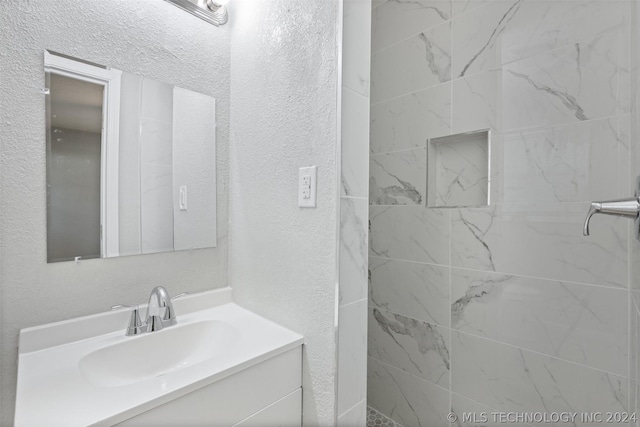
44 51 122 262
44 52 218 263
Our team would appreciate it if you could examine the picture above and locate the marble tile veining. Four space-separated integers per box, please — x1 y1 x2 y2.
372 22 451 104
340 198 369 306
371 83 451 154
451 268 628 375
500 0 629 65
372 0 452 53
450 204 628 288
503 30 629 131
368 357 449 427
451 332 629 426
368 308 450 387
369 0 636 422
370 205 449 265
452 0 523 78
452 0 629 77
370 148 426 205
452 70 499 134
429 131 489 207
342 87 370 198
494 116 630 205
369 256 450 327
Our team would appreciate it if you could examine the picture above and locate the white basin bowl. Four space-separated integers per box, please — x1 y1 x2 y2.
79 320 238 387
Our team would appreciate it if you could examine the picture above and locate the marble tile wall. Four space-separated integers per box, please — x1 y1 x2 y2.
337 0 372 425
369 1 636 425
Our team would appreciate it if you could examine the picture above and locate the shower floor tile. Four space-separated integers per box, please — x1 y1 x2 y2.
367 407 404 427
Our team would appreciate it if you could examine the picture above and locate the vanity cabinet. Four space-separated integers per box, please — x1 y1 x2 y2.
116 347 302 427
15 292 304 427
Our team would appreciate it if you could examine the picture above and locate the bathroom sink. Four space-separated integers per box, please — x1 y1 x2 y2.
15 288 304 427
79 320 238 387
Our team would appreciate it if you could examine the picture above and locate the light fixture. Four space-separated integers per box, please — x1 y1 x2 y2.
205 0 229 25
163 0 229 27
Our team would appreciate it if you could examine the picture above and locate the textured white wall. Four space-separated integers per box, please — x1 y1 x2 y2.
228 0 340 425
0 1 230 423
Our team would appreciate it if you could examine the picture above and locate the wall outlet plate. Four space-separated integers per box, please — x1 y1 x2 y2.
298 166 317 208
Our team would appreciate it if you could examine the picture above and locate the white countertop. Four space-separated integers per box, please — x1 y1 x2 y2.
14 288 303 427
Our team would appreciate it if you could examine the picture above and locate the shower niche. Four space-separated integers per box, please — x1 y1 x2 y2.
427 129 490 208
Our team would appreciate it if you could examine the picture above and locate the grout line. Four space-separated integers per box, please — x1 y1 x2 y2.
452 329 629 378
342 85 370 102
368 199 626 208
369 355 451 394
371 79 453 108
370 144 431 157
372 18 453 56
632 294 640 317
370 98 630 147
449 392 536 427
340 296 367 310
372 22 630 108
626 0 634 410
370 305 448 331
368 254 631 292
338 398 366 420
448 207 453 419
371 0 388 11
371 303 629 380
450 17 454 140
370 146 427 157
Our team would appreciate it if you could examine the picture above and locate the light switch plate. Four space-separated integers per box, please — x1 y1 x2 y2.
298 166 317 208
179 186 188 211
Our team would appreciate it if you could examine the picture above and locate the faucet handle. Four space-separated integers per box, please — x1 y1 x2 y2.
171 292 189 301
146 314 164 333
583 197 640 237
161 292 188 326
112 305 145 336
582 202 602 236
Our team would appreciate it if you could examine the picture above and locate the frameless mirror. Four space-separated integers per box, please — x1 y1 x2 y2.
45 51 217 263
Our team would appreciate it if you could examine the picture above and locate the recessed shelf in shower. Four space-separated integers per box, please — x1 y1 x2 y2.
427 129 490 208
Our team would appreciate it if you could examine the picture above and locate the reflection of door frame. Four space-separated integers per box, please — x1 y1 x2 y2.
44 51 121 258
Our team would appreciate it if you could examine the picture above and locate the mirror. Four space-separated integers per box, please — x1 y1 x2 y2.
45 51 217 263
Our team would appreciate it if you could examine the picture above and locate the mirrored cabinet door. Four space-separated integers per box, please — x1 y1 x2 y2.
45 51 217 263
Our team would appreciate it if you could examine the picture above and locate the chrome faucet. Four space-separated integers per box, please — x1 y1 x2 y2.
146 286 177 332
583 176 640 241
112 286 188 336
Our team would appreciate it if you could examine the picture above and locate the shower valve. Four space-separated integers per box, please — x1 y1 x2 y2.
583 176 640 241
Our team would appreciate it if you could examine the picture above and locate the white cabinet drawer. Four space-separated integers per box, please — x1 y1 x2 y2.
116 346 302 427
233 388 301 427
